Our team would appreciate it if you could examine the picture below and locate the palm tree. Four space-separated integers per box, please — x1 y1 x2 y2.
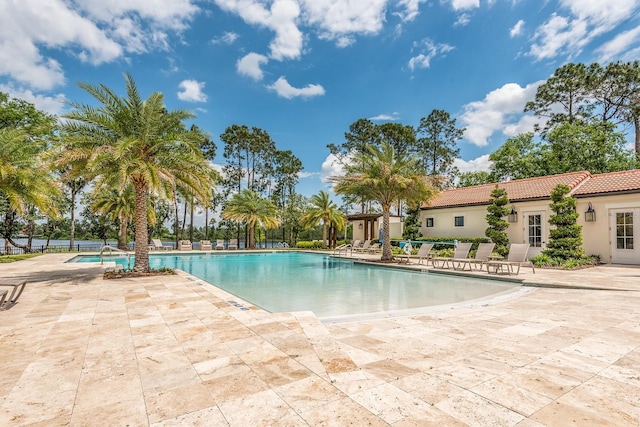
330 142 438 261
56 74 217 272
90 182 156 251
222 189 280 249
0 127 60 251
299 190 345 248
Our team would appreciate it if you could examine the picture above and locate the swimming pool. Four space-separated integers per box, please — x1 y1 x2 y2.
72 252 520 318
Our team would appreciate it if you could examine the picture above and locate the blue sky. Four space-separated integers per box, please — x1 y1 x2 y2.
2 0 640 199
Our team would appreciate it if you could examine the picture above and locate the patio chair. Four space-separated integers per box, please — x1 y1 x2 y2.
452 243 495 271
350 239 362 251
353 239 372 253
486 243 535 275
431 242 473 269
333 243 352 256
152 238 172 250
178 240 193 251
367 242 382 253
228 239 239 250
397 243 433 265
215 239 225 250
0 279 26 310
199 240 213 250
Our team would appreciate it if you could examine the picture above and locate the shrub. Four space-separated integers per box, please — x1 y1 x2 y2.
485 186 510 257
295 240 324 249
543 184 584 260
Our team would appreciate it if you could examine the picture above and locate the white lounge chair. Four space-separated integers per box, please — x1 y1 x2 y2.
452 243 495 271
178 240 193 251
487 243 535 275
215 239 225 250
432 242 473 269
333 243 352 256
228 239 238 250
353 239 372 253
0 279 26 310
397 243 433 264
152 238 172 250
199 240 212 250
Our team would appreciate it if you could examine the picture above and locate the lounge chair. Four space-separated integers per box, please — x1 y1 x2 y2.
215 239 225 250
350 240 362 251
451 243 495 271
486 243 535 275
397 243 433 264
199 240 212 250
277 242 289 248
152 238 172 250
228 239 239 250
353 239 372 253
367 242 381 253
432 242 473 269
333 243 352 256
178 240 193 251
0 279 26 310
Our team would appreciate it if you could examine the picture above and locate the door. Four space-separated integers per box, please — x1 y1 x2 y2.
526 212 545 258
610 209 640 264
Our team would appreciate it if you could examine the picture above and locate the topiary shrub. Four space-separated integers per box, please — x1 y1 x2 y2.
485 185 510 257
543 184 584 260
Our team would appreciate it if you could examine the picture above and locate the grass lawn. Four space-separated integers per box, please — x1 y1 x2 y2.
0 253 42 263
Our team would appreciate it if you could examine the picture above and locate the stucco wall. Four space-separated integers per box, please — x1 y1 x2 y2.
420 193 640 264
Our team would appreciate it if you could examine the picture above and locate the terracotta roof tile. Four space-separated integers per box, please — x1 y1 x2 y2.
423 171 591 208
573 169 640 196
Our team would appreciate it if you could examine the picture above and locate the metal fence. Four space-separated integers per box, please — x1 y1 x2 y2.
0 243 132 256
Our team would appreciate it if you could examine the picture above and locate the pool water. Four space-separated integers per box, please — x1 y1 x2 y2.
73 252 519 318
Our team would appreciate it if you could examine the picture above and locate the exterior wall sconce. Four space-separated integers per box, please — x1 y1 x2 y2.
585 203 596 222
358 223 363 230
507 206 518 223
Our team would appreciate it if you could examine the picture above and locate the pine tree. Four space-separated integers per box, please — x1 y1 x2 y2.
485 186 510 256
543 184 584 260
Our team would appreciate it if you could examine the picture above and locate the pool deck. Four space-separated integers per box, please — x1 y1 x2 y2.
1 251 639 426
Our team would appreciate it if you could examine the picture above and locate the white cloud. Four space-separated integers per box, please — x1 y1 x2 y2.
300 0 388 45
237 52 269 81
510 19 525 37
211 31 239 45
267 76 325 99
214 0 303 60
0 0 199 90
0 84 66 116
298 171 320 179
448 0 480 11
320 153 345 183
369 112 400 121
454 13 471 27
395 0 428 22
460 81 543 147
528 0 639 60
177 79 207 102
453 154 492 173
409 39 454 71
595 25 640 63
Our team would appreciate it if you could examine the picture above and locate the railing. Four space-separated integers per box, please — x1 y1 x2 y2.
0 243 134 256
99 245 132 269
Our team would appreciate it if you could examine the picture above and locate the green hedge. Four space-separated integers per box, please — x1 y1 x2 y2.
295 240 325 249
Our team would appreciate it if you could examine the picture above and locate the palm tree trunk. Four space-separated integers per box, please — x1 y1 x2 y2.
117 215 127 250
381 206 392 261
322 221 328 248
133 183 150 273
249 223 255 249
69 190 76 250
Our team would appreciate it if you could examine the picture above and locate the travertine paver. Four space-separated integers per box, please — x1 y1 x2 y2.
0 253 639 426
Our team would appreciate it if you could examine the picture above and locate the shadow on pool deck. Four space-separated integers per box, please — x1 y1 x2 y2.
1 252 639 426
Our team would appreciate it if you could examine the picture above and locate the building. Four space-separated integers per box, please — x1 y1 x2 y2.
419 170 640 265
348 214 404 243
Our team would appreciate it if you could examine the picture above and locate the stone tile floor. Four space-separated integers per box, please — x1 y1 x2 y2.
0 252 639 426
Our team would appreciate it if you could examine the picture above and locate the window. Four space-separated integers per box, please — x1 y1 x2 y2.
616 212 634 250
454 216 464 227
426 217 434 228
528 214 542 247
